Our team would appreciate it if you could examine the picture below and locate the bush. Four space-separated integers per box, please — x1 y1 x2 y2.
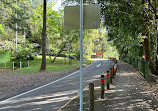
12 47 36 60
0 50 11 63
14 61 28 67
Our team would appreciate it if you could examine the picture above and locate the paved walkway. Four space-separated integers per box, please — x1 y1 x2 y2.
60 61 158 111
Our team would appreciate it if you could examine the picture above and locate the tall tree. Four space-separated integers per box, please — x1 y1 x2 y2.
40 0 47 71
98 0 158 74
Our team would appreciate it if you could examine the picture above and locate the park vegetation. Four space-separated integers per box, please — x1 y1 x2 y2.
1 0 157 75
98 0 158 75
0 0 117 73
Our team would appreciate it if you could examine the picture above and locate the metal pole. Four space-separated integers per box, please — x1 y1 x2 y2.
68 43 70 65
16 0 17 49
13 62 14 71
5 62 6 69
80 0 83 110
20 61 22 68
28 60 29 67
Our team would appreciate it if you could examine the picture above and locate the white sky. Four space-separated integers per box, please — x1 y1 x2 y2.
52 0 62 11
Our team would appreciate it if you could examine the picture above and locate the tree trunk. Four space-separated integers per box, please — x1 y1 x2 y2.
142 0 158 74
156 20 158 74
51 42 67 63
155 1 158 75
101 52 104 58
142 0 151 61
143 31 151 62
40 0 47 71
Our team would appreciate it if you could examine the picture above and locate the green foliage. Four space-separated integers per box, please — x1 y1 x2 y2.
0 50 11 63
0 0 119 63
12 47 36 60
98 0 146 58
0 24 6 36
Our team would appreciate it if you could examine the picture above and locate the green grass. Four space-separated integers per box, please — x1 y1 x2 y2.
0 51 11 63
14 56 94 74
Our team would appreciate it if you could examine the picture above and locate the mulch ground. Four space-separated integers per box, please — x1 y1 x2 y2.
0 68 79 101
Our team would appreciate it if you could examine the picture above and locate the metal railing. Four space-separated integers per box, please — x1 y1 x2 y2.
0 60 30 71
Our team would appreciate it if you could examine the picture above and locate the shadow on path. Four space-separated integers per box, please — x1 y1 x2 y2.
61 61 158 111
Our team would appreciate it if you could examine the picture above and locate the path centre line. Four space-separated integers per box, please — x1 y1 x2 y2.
0 60 96 103
96 63 101 67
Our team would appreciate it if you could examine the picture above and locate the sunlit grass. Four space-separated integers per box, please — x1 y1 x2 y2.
14 56 94 74
0 51 11 63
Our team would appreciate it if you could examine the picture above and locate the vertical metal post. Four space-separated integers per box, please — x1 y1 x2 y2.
20 61 22 68
16 0 17 49
80 0 83 111
5 62 6 69
13 62 14 71
68 43 70 65
28 60 29 67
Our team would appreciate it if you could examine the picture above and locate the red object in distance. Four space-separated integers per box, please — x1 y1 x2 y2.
96 53 102 56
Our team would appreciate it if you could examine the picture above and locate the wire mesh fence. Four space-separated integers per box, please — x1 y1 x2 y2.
119 56 150 83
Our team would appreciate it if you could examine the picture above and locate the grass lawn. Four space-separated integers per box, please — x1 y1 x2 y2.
14 56 94 74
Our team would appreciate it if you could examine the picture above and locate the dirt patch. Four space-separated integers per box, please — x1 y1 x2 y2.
0 67 80 101
124 62 158 101
122 61 158 101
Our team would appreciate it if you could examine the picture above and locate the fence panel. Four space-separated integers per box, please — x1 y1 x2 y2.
120 56 150 83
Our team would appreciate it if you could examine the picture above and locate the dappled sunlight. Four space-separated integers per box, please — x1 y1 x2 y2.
94 87 155 111
0 89 78 110
117 72 136 76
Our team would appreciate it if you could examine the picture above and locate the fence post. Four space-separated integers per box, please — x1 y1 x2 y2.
28 60 29 67
107 71 110 90
135 59 138 70
145 61 150 83
20 61 22 69
112 66 115 78
115 64 117 75
101 75 105 99
143 60 145 78
110 68 113 83
115 63 117 71
5 62 6 69
89 83 94 111
13 62 14 71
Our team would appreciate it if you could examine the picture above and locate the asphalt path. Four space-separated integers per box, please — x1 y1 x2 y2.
0 60 114 111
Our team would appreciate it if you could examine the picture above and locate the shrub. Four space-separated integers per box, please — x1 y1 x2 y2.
12 47 36 60
0 49 11 63
14 61 28 67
